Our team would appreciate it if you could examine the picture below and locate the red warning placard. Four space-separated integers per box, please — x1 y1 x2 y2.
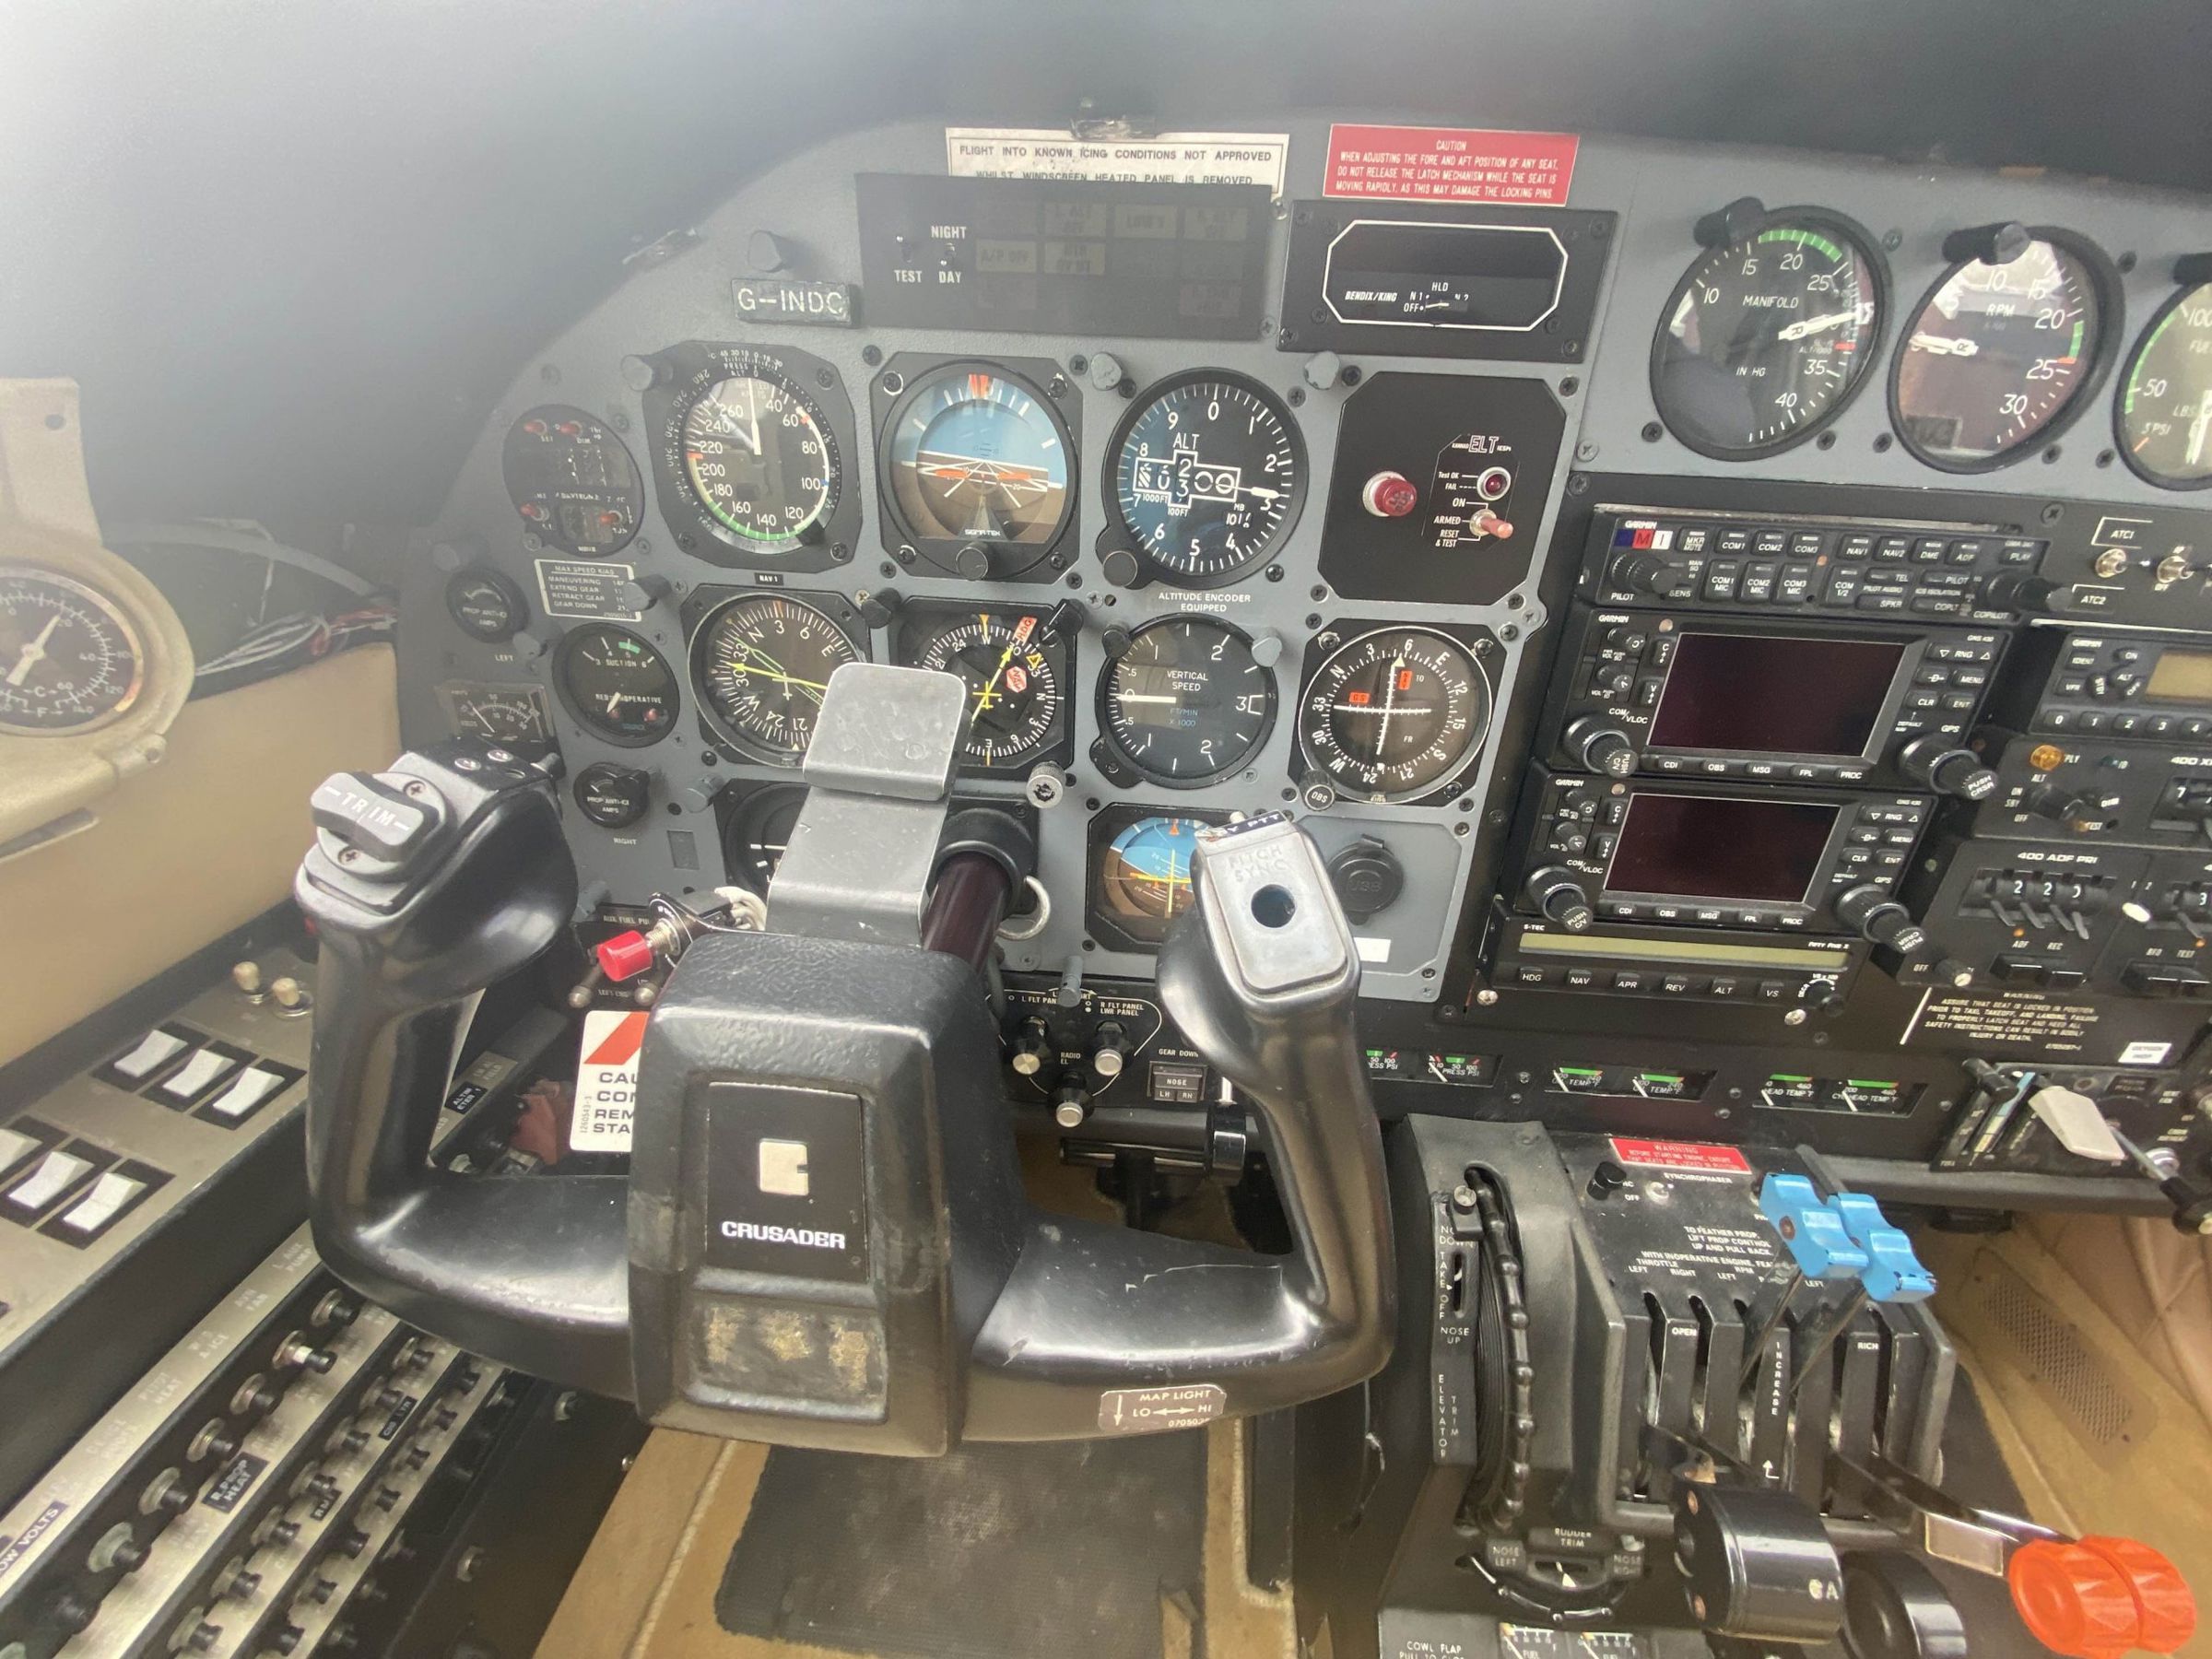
1607 1138 1754 1175
1323 124 1579 205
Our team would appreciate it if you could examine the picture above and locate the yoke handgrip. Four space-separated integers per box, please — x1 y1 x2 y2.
967 813 1394 1434
293 745 632 1396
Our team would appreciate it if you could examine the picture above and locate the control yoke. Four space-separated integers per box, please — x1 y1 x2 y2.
296 663 1393 1451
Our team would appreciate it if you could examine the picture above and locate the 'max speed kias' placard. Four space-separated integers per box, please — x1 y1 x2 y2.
856 173 1274 340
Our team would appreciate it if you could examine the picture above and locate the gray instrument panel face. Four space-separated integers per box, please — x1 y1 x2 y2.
399 117 2212 1005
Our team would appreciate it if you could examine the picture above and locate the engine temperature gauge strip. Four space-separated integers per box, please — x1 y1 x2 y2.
435 680 555 750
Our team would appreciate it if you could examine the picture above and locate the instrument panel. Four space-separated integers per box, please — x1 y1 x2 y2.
399 114 2212 1189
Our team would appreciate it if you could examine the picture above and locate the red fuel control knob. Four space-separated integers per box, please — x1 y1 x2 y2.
1362 471 1421 519
2007 1539 2155 1657
594 930 656 983
2082 1536 2196 1653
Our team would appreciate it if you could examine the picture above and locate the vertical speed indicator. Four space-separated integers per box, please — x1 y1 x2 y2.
1108 371 1305 585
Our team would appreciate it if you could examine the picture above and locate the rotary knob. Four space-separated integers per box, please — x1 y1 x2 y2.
2025 782 2112 831
1052 1080 1092 1130
1524 866 1594 933
1088 1021 1131 1080
1976 571 2063 614
1609 551 1694 600
1007 1018 1053 1077
1836 884 1927 956
1100 548 1144 590
1564 716 1638 778
1896 734 1996 800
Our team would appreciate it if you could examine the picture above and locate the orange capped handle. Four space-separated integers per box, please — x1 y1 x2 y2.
2078 1536 2196 1654
2008 1539 2142 1658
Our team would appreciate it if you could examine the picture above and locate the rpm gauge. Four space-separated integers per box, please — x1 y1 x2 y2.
1099 617 1276 787
678 368 841 549
553 625 677 746
1652 211 1883 458
882 363 1074 559
0 567 145 734
1300 628 1491 804
692 594 862 765
899 607 1067 771
1892 233 2112 470
1108 371 1305 585
2117 282 2212 488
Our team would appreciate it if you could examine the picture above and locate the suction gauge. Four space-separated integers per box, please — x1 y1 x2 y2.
552 624 678 746
1652 207 1884 458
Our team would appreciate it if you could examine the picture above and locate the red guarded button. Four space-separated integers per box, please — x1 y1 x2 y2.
594 930 655 983
2079 1536 2196 1653
1361 471 1421 519
2008 1539 2142 1658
